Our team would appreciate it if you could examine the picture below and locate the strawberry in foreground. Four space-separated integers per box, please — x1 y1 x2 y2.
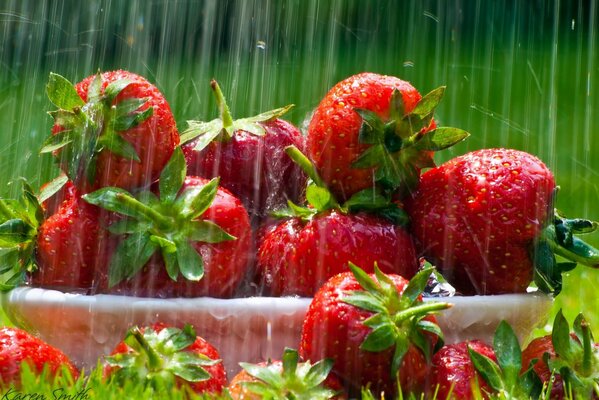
521 310 599 399
429 320 542 400
83 148 252 298
406 148 599 295
307 72 468 202
104 323 226 395
299 263 450 397
256 146 418 297
43 70 179 193
227 348 346 399
181 79 306 222
0 327 79 387
32 186 117 293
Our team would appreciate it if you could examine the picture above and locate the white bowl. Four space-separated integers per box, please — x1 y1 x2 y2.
1 288 552 377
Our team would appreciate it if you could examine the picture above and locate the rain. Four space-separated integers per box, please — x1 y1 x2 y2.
0 0 597 396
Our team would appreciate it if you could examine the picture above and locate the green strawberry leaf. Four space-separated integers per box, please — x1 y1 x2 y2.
304 357 334 388
108 219 152 235
356 109 386 145
38 174 68 204
83 187 155 222
552 310 576 362
163 250 179 281
391 335 410 378
179 177 219 220
114 106 153 132
411 86 445 119
347 262 382 295
342 292 386 313
469 346 504 392
306 186 333 211
47 110 83 130
240 363 283 388
388 89 406 122
46 73 84 110
87 72 103 102
159 147 187 204
185 220 235 243
150 235 177 254
493 320 522 388
170 364 211 383
240 104 294 124
40 130 76 154
352 144 386 169
103 79 133 103
414 127 470 151
361 323 397 352
282 347 299 378
180 120 224 149
174 239 204 282
109 232 158 287
97 130 141 162
401 266 434 305
105 353 137 369
114 97 150 119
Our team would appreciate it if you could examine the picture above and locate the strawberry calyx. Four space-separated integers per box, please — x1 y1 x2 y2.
351 87 469 196
342 263 450 379
105 324 220 390
468 320 543 399
82 147 236 288
238 348 340 399
273 145 408 224
533 209 599 295
546 310 599 397
179 79 294 152
0 179 45 290
42 72 152 186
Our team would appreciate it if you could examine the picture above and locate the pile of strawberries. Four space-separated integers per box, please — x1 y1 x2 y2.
1 70 599 397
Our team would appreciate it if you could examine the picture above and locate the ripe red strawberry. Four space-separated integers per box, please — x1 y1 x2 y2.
104 323 226 395
227 348 346 399
406 148 599 295
429 340 497 399
299 264 449 398
521 310 599 399
256 146 418 297
429 321 542 399
43 70 179 193
257 210 418 297
181 80 306 222
307 72 468 202
84 148 252 298
32 190 116 293
0 327 78 387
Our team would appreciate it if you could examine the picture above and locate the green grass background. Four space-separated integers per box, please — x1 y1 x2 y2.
0 0 598 339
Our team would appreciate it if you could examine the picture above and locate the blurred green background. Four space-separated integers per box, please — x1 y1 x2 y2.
0 0 597 334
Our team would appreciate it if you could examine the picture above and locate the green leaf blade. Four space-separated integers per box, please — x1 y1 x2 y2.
47 73 85 110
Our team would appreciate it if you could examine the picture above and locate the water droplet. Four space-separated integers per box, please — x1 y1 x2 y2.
403 61 414 68
256 40 266 50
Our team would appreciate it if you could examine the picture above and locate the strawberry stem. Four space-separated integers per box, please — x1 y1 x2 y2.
392 301 452 325
114 192 172 230
581 320 593 376
126 327 164 371
210 79 234 137
284 146 328 190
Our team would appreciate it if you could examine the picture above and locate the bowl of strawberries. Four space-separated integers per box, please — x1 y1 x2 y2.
2 70 598 397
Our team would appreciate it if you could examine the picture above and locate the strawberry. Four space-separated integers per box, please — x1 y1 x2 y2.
405 148 599 295
38 175 74 218
299 263 449 398
84 148 252 298
0 327 78 387
43 70 179 193
181 80 306 222
32 189 116 293
104 323 226 395
428 340 496 400
256 146 418 296
429 321 542 399
521 310 599 399
228 348 346 399
307 72 468 202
